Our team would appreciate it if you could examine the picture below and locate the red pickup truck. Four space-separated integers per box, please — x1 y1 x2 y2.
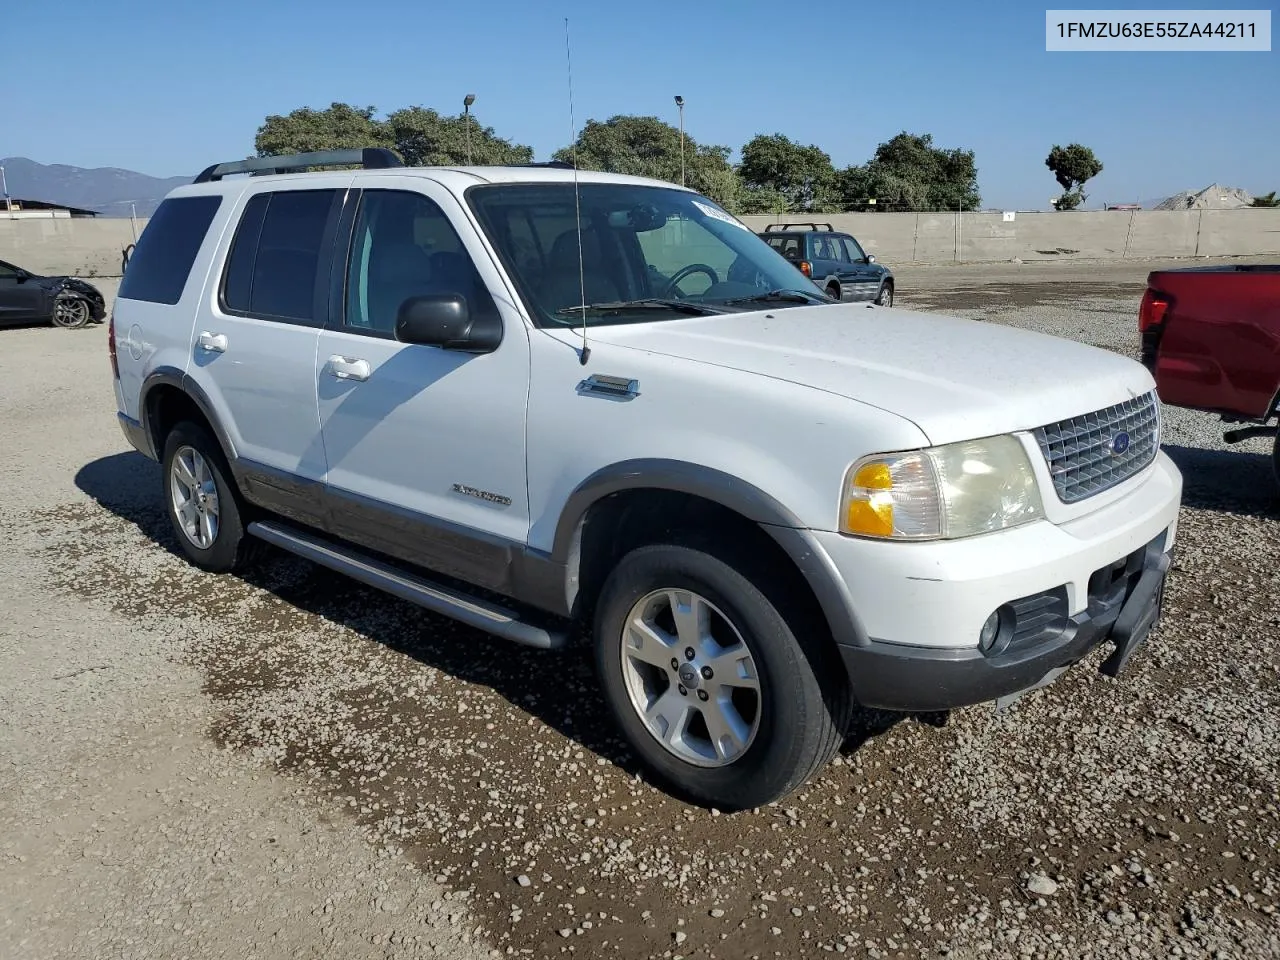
1140 265 1280 481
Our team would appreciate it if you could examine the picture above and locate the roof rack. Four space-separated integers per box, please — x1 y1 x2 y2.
518 160 575 169
763 222 834 233
193 148 403 184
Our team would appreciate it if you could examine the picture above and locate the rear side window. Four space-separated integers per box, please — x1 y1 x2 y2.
221 189 339 323
118 195 222 304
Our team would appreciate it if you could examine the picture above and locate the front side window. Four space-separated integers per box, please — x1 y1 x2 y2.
467 183 828 327
343 190 497 335
842 236 867 262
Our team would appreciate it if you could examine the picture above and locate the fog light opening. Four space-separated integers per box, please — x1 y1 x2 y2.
978 611 1001 651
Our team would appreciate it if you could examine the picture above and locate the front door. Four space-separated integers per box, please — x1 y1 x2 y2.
840 235 879 301
315 179 531 590
0 260 46 324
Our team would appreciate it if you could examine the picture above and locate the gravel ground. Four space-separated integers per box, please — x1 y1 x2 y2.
1 265 1277 960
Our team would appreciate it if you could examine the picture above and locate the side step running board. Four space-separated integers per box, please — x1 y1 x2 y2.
247 521 569 650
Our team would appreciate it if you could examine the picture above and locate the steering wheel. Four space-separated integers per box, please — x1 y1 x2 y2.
663 263 718 297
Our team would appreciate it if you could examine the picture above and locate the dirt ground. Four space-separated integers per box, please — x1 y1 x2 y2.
1 263 1277 960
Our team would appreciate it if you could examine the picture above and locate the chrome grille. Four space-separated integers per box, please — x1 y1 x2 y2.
1033 392 1160 504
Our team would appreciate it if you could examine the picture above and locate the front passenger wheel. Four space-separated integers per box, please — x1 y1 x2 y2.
51 296 91 328
162 420 253 573
593 543 850 810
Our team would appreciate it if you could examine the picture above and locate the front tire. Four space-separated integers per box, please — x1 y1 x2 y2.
161 420 253 573
593 543 849 810
875 282 894 307
51 295 91 328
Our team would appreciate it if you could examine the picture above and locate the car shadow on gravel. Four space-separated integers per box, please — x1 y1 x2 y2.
76 452 910 782
1163 444 1280 519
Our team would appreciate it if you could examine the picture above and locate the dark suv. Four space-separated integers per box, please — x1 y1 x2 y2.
759 223 894 306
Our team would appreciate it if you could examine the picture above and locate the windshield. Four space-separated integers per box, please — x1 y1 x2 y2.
465 182 830 327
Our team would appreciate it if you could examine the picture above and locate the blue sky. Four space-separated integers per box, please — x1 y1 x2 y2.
3 0 1276 209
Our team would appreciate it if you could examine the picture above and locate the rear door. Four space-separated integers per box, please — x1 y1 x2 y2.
0 260 46 324
188 177 352 525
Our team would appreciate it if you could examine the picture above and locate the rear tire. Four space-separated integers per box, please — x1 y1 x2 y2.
826 282 841 301
593 542 850 810
161 420 254 573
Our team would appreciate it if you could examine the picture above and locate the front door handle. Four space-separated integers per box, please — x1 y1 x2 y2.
197 331 227 353
327 355 371 382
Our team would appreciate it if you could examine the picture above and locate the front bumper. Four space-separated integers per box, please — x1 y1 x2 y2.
840 531 1171 711
809 450 1181 712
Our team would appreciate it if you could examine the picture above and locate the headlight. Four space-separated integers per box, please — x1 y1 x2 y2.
840 435 1044 540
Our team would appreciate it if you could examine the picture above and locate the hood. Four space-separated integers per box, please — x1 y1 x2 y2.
583 304 1155 445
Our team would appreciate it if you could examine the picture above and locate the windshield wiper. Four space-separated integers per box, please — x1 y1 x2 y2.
720 288 830 307
554 298 720 317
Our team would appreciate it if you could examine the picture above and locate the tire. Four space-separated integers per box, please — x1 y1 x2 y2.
1272 431 1280 490
51 295 91 328
593 543 850 810
826 282 841 301
875 282 894 307
161 420 254 573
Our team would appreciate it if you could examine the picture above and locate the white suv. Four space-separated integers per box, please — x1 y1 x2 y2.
111 148 1182 810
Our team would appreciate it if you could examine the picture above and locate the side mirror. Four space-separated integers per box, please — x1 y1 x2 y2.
865 254 876 264
395 294 501 353
14 269 30 283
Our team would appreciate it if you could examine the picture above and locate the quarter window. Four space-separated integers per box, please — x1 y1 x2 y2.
118 195 222 305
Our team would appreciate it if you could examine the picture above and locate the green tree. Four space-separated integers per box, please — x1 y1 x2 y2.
553 115 740 211
386 107 532 166
255 103 392 157
738 134 836 213
837 133 979 211
253 101 533 167
1045 143 1103 210
1250 190 1279 207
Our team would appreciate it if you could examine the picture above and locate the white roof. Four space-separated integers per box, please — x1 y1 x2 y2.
170 164 692 197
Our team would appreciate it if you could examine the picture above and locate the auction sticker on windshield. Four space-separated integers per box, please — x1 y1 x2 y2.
693 200 749 230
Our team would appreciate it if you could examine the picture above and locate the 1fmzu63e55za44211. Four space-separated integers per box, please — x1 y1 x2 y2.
110 148 1182 810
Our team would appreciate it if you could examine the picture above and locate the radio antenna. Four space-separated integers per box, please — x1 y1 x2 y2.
565 17 590 365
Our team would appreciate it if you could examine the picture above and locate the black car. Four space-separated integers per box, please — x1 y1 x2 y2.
759 223 894 306
0 258 107 329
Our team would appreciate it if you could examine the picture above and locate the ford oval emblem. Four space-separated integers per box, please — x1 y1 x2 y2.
1110 431 1131 456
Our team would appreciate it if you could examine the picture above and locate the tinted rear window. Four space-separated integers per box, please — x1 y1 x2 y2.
118 195 222 304
221 189 337 323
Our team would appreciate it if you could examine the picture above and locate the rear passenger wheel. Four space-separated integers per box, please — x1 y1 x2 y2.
593 543 850 810
162 421 252 573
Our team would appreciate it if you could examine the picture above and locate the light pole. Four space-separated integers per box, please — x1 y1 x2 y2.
674 95 685 186
463 93 476 165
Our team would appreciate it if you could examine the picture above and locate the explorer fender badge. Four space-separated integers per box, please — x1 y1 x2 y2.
451 483 512 506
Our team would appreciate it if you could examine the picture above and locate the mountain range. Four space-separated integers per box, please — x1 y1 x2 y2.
0 157 192 218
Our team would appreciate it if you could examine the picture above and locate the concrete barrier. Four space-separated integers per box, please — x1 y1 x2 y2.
4 208 1280 278
741 209 1280 264
0 218 143 278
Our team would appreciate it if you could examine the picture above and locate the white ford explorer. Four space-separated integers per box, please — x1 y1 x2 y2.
110 148 1182 810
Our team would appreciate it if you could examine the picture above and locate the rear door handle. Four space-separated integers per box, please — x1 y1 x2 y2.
197 331 227 353
327 355 371 382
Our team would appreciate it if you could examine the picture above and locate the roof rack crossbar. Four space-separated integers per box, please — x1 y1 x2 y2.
763 222 834 232
193 148 403 183
519 160 576 169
